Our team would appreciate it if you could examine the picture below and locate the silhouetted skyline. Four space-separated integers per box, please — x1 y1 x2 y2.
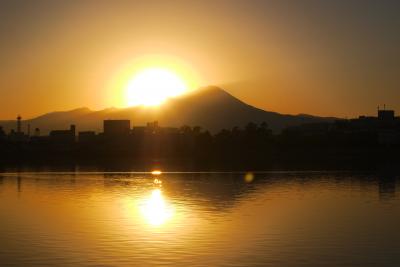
0 105 399 169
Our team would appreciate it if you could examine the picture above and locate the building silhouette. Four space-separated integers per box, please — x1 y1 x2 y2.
288 107 400 145
378 110 395 120
7 115 29 142
78 131 96 143
17 115 22 134
103 120 130 136
378 109 395 121
49 125 76 143
0 108 398 167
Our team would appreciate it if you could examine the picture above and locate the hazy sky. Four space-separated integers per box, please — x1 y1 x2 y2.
0 0 399 119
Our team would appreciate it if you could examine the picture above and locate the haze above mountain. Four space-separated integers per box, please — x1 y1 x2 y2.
0 87 336 134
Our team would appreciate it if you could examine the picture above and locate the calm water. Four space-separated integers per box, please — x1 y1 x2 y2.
0 171 399 266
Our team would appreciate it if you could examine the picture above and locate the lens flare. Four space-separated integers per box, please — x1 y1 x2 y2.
244 172 254 183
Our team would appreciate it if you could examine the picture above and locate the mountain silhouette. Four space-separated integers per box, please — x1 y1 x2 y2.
0 86 335 134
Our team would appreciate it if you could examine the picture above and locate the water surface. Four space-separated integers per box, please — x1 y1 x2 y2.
0 171 399 266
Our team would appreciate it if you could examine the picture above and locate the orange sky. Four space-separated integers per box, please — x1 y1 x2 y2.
0 0 399 119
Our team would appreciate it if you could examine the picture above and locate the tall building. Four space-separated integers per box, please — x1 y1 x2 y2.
103 120 130 136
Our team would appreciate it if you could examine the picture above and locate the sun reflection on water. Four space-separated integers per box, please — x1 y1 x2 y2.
140 189 173 226
151 170 162 176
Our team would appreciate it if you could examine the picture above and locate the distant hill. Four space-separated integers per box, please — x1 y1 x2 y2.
0 86 336 135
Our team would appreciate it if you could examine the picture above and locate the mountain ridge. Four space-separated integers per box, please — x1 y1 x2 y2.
0 87 337 134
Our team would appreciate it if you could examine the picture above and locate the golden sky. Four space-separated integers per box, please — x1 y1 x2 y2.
0 0 399 119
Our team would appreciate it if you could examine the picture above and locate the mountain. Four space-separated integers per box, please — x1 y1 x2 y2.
0 86 336 135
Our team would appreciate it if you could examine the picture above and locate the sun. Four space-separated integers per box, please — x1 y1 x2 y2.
126 68 187 106
105 54 201 108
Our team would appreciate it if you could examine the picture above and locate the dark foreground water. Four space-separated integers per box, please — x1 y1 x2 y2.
0 171 399 267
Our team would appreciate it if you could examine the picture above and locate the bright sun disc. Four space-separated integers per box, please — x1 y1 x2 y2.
126 68 187 106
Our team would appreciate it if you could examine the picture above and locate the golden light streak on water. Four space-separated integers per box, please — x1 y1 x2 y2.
151 170 162 176
139 189 173 226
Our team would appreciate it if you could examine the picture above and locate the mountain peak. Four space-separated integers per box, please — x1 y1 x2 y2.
187 85 231 96
176 86 244 106
0 86 335 134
